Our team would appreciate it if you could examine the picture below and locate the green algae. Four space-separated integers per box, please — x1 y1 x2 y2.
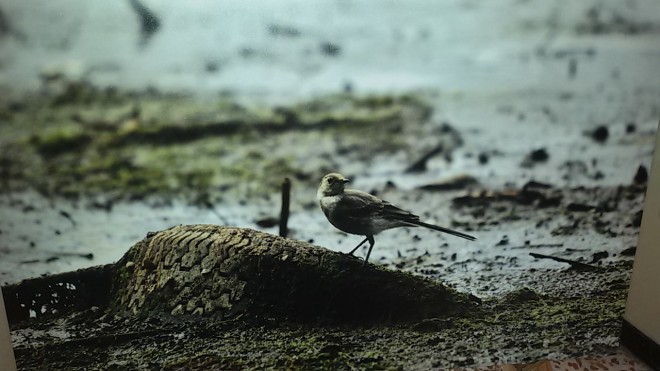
1 88 432 204
29 127 92 157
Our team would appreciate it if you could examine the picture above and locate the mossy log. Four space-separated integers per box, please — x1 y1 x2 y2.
4 225 478 324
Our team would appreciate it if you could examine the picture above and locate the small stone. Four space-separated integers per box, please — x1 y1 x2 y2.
590 251 609 264
634 165 648 184
255 217 279 228
521 148 549 168
478 152 489 165
590 126 609 143
621 246 637 256
530 148 548 161
495 235 509 246
320 42 341 56
625 122 636 133
631 210 643 228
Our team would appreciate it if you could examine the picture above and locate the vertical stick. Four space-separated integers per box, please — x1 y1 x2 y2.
279 177 291 237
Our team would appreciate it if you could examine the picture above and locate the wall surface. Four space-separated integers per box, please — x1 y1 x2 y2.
624 123 660 345
0 289 17 371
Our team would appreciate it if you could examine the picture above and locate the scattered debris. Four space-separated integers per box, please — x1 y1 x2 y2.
587 125 609 143
204 61 220 73
453 186 562 209
631 210 643 228
521 148 549 168
202 200 229 224
566 202 598 212
529 253 601 271
590 251 609 264
633 165 648 184
620 246 637 256
551 220 581 236
128 0 161 47
418 174 478 191
320 42 341 56
477 152 489 165
523 180 553 190
576 5 657 35
59 210 76 227
0 6 12 38
20 252 94 264
406 144 445 173
495 235 509 247
255 217 279 228
268 24 301 38
510 243 563 249
625 123 636 134
568 58 578 79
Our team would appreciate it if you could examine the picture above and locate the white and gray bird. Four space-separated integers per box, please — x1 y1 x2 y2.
317 173 476 265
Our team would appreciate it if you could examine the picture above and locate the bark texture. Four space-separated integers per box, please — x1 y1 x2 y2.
3 225 477 324
112 225 476 323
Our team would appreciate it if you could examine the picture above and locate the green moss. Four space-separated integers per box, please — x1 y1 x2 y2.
29 127 91 157
3 89 433 201
163 354 246 370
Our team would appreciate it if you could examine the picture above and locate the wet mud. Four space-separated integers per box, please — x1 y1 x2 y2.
0 84 653 369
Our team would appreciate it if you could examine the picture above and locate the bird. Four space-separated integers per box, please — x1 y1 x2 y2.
317 173 476 265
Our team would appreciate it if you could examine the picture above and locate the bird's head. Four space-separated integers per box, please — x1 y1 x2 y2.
318 173 350 197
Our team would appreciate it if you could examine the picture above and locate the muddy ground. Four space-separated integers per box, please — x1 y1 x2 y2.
0 86 653 369
1 0 660 369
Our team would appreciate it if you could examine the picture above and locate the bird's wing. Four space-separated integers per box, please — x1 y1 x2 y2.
379 200 421 223
340 190 421 223
335 190 384 219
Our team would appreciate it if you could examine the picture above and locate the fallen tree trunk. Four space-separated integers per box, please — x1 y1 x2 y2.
4 225 478 325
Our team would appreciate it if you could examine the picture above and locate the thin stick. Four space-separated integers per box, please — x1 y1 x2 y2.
405 144 444 173
510 243 563 249
529 253 601 271
279 178 291 237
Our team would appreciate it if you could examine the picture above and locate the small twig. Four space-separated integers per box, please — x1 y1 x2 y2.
405 144 444 173
20 252 94 264
279 178 291 237
128 0 161 47
202 200 229 225
59 210 76 227
52 251 94 259
510 243 564 249
529 253 601 271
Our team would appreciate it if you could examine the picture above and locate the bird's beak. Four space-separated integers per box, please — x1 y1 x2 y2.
342 178 350 184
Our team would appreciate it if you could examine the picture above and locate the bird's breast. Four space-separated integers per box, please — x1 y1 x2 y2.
319 195 340 216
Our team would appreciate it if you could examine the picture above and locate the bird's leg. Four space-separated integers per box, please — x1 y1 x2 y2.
348 237 369 255
363 235 375 266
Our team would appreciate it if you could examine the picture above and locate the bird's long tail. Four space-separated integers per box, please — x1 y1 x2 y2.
409 220 476 241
